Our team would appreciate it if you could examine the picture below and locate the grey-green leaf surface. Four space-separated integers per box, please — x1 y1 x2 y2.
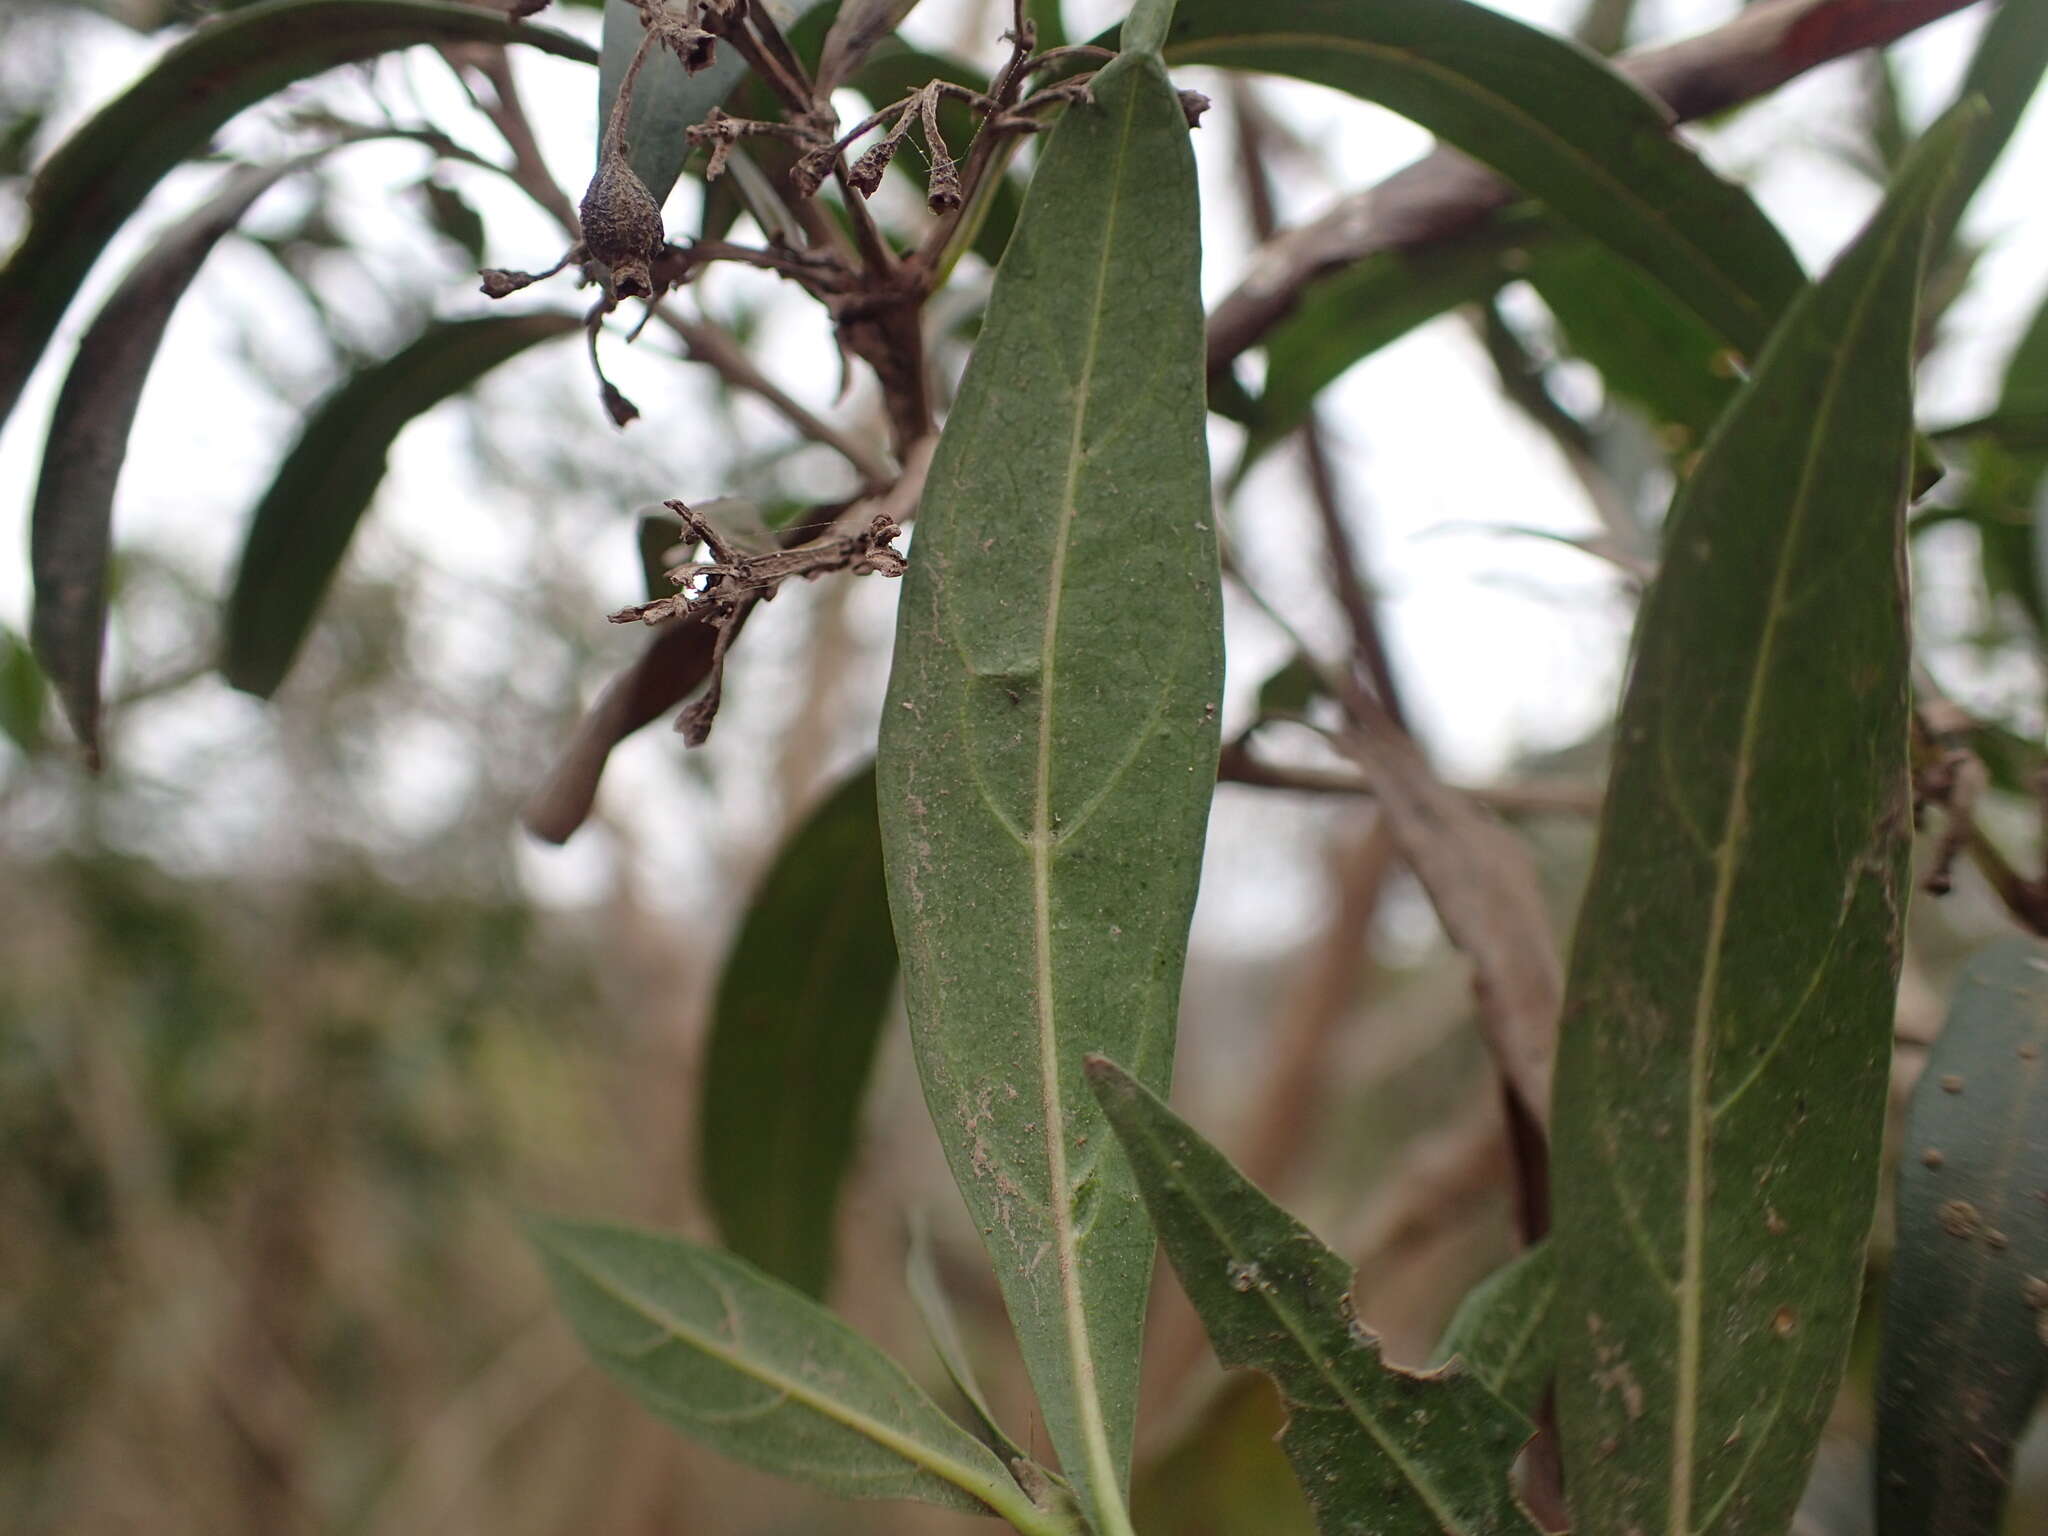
1431 1245 1558 1422
527 1216 1065 1529
1548 108 1978 1536
597 0 826 209
815 0 922 94
30 159 316 768
223 312 579 699
699 763 897 1299
874 45 1222 1531
1086 1057 1542 1536
1146 0 1804 358
1876 938 2048 1536
904 1209 1032 1465
0 0 594 436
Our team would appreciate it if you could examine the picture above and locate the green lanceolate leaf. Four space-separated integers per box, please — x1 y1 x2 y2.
1086 1058 1542 1536
1925 0 2048 258
1876 938 2048 1536
699 763 897 1299
1548 107 1980 1536
1432 1244 1558 1422
527 1217 1069 1531
597 0 827 209
874 42 1222 1534
31 159 315 769
0 0 594 435
1148 0 1804 358
223 312 579 698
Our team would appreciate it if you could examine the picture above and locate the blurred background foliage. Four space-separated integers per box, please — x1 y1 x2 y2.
3 0 2048 1531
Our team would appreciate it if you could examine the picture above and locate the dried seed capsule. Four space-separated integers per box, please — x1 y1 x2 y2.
580 151 664 299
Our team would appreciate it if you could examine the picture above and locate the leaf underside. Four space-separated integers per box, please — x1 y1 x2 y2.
1433 1244 1559 1423
1548 110 1977 1536
1088 1058 1542 1536
528 1216 1015 1513
875 46 1222 1518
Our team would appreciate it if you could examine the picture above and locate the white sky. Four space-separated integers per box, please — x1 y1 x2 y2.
0 0 2042 948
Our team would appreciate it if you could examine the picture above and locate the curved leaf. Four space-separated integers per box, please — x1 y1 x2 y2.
904 1209 1033 1466
1432 1244 1558 1422
0 0 594 435
1876 938 2048 1536
1548 108 1977 1536
1926 0 2048 258
31 160 305 768
699 763 897 1299
0 627 48 758
1148 0 1805 358
1086 1057 1542 1536
875 45 1222 1532
527 1216 1068 1531
597 0 828 209
223 312 580 698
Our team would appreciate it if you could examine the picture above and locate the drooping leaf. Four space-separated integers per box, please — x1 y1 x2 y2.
1548 108 1979 1536
1145 0 1805 359
29 161 301 767
1925 0 2048 258
699 763 898 1299
1432 1244 1558 1421
596 0 828 210
1234 211 1545 464
527 1216 1068 1531
1875 938 2048 1536
223 312 580 698
1086 1057 1542 1536
875 42 1222 1528
0 0 594 435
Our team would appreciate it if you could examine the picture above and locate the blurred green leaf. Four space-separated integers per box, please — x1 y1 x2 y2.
876 47 1222 1530
1131 1375 1315 1536
1524 240 1736 449
699 763 897 1299
1086 1057 1541 1536
1431 1244 1557 1421
815 0 921 94
1235 212 1545 463
1149 0 1804 358
1926 0 2048 259
30 160 304 767
527 1217 1067 1528
1255 653 1323 718
1549 109 1977 1536
904 1209 1033 1466
1877 938 2048 1536
414 176 486 264
597 0 828 210
0 0 595 437
223 312 580 699
0 627 49 757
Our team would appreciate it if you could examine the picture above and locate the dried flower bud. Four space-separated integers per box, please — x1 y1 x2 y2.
925 154 961 212
847 137 904 197
580 152 665 299
479 267 536 299
792 144 839 198
1178 89 1211 128
600 380 642 428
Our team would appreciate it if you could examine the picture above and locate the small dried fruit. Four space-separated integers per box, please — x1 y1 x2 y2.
580 153 664 300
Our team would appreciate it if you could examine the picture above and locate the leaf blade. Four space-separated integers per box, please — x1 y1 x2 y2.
30 160 307 767
1085 1057 1542 1536
1548 108 1980 1536
528 1216 1042 1520
875 46 1222 1527
1876 938 2048 1536
222 312 579 699
1432 1244 1559 1422
0 0 594 436
1152 0 1804 357
699 763 897 1299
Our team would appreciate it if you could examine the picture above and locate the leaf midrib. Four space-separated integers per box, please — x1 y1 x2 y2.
1028 59 1146 1536
1667 209 1916 1536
